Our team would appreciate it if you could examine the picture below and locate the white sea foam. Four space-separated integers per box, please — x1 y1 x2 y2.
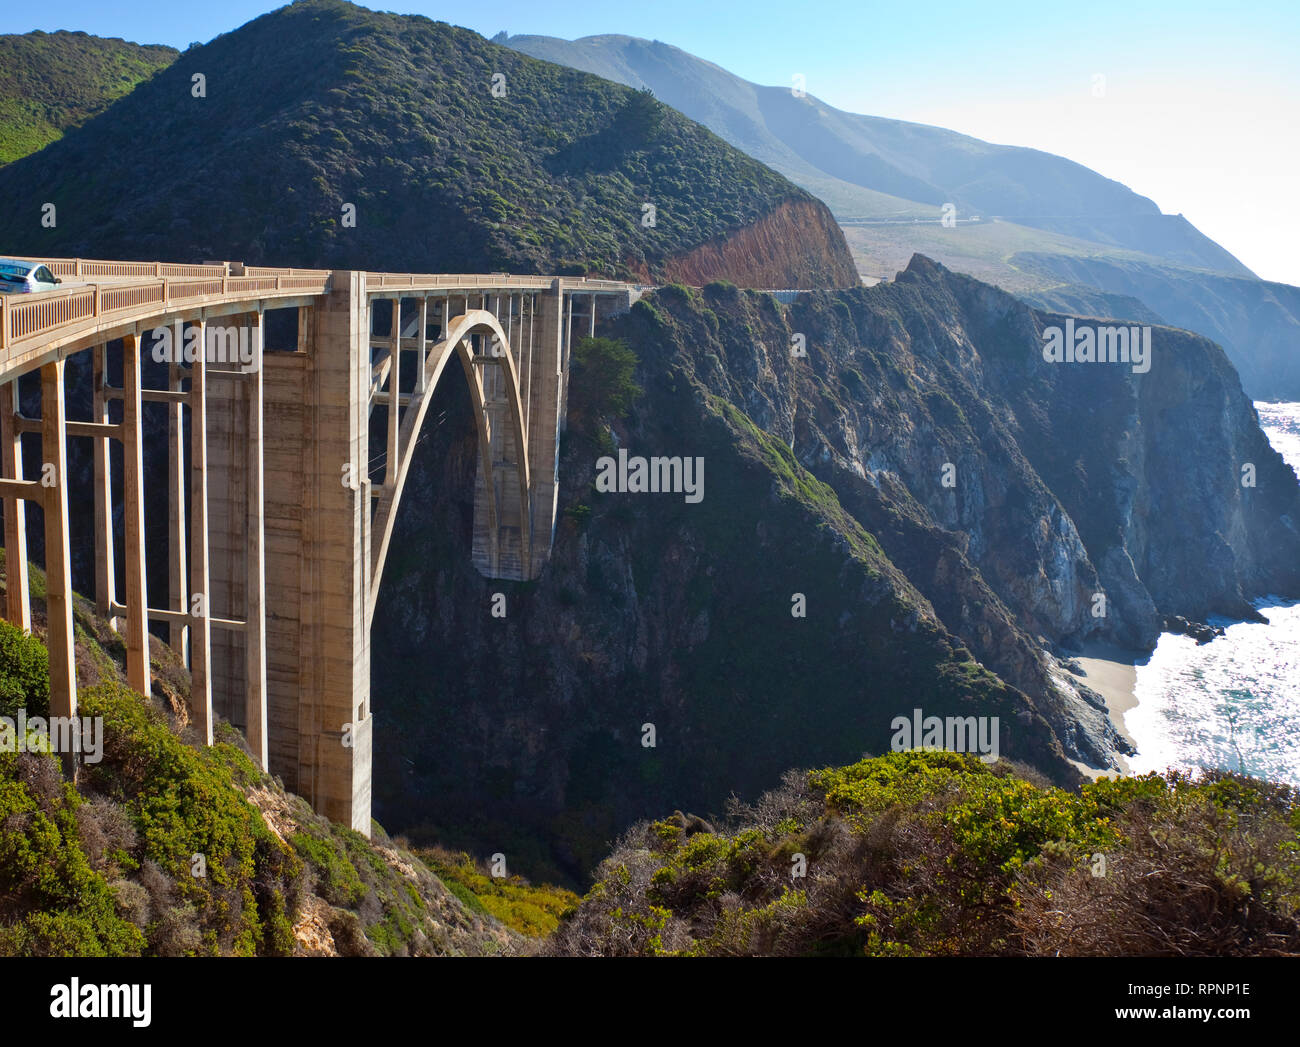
1126 402 1300 785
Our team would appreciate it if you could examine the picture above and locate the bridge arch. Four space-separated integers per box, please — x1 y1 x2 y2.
367 307 531 618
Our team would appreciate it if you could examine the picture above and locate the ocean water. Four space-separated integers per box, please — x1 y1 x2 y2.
1125 402 1300 786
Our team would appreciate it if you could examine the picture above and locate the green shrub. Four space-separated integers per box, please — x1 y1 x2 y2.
0 619 50 717
550 752 1300 957
76 682 300 956
290 829 368 909
421 847 578 938
0 749 145 957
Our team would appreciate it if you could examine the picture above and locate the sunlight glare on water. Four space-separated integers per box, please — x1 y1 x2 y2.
1125 403 1300 786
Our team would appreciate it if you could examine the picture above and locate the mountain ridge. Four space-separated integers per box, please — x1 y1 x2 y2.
502 31 1300 400
0 30 176 165
502 31 1251 276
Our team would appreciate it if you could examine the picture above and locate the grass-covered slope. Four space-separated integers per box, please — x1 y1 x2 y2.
0 0 856 286
0 30 176 166
550 749 1300 956
0 558 572 956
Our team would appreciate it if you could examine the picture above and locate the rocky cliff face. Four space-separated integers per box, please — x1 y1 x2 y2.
367 256 1300 884
782 258 1300 648
1016 253 1300 401
639 198 860 289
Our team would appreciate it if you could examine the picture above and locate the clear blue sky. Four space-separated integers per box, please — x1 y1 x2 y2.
4 1 1298 284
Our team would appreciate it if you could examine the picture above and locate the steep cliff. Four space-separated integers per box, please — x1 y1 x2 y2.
367 256 1300 883
641 198 859 288
790 257 1300 644
1016 253 1300 401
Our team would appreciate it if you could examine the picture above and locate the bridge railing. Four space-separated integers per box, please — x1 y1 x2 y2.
6 256 231 280
363 272 638 294
0 271 332 358
244 266 333 279
0 257 640 360
366 272 553 291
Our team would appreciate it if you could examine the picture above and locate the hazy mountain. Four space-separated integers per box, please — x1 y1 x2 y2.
0 30 176 165
501 32 1250 275
503 32 1300 400
1014 254 1300 400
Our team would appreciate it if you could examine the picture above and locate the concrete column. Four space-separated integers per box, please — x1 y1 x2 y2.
189 322 213 746
41 360 76 775
387 297 400 485
0 379 30 632
245 312 268 770
416 297 428 394
295 271 372 833
261 349 308 791
167 357 188 659
207 319 247 725
524 294 534 433
560 292 575 433
92 346 115 629
527 283 566 578
122 333 151 697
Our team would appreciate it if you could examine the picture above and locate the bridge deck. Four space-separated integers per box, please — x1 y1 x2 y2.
0 256 639 378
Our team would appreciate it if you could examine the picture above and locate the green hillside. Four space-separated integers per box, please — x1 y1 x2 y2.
0 1 855 285
0 30 176 165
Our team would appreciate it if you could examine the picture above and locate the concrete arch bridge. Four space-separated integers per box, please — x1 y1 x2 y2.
0 258 638 831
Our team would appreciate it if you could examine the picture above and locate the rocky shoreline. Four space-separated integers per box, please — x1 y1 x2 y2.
1162 615 1227 645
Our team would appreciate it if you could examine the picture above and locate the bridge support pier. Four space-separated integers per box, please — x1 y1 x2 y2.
245 314 268 770
258 273 372 832
1 379 31 633
123 334 150 698
526 282 566 578
204 313 269 767
190 332 214 746
41 360 77 776
93 346 115 631
167 359 188 661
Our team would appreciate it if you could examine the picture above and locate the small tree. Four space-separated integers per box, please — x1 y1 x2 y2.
569 336 641 430
616 88 665 142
